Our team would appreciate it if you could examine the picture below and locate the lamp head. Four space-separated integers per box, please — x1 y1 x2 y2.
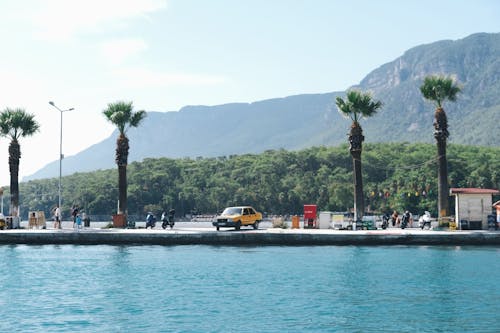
49 101 55 106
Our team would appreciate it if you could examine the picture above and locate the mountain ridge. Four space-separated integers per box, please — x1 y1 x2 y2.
24 32 500 181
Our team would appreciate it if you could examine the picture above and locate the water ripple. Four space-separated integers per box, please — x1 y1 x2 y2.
0 245 498 332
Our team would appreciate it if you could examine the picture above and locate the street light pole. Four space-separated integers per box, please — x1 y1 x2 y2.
49 101 74 225
0 187 3 215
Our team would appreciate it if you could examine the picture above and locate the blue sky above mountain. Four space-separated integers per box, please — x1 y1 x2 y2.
0 0 499 185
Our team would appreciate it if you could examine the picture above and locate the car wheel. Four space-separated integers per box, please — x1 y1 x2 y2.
253 221 259 229
235 221 241 230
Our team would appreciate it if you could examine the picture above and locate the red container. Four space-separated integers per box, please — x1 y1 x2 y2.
303 204 317 228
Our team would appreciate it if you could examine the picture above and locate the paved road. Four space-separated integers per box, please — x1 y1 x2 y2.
15 219 500 234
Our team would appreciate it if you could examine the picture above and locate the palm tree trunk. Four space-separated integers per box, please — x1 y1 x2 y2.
351 150 364 222
118 165 127 215
116 134 129 217
349 122 364 222
436 138 449 217
434 108 449 217
8 140 20 217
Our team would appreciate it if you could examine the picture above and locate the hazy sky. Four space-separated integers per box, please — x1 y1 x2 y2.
0 0 499 187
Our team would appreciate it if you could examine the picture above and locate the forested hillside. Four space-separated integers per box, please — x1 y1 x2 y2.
15 143 500 220
25 32 500 181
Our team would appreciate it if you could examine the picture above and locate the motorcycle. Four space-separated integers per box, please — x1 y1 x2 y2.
146 213 156 229
419 211 432 230
401 211 410 229
161 209 175 229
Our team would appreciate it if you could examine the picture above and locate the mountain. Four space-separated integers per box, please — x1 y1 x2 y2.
25 32 500 181
355 32 500 145
25 93 344 180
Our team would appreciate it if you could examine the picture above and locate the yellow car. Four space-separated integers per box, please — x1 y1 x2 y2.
213 206 263 231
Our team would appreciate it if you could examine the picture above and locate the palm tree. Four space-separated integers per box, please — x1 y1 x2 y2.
420 75 461 218
0 108 40 218
336 90 382 224
103 101 146 220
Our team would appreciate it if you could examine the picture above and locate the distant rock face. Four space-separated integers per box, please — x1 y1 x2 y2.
355 33 500 145
360 33 499 94
25 32 500 181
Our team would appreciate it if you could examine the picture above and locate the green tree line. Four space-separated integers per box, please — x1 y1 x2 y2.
7 142 498 220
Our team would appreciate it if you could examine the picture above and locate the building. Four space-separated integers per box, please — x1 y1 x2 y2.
450 188 500 230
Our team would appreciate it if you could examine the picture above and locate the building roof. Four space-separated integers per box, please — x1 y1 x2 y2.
450 188 500 195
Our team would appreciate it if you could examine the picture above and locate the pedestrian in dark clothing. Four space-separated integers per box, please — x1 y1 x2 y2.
71 206 79 228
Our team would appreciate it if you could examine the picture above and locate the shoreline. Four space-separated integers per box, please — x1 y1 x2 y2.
1 227 499 246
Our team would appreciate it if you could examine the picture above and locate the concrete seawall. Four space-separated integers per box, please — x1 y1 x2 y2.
0 228 499 246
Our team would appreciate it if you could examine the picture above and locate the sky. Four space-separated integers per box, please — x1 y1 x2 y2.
0 0 499 187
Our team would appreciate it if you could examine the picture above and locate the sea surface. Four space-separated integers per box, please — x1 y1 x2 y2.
0 245 499 332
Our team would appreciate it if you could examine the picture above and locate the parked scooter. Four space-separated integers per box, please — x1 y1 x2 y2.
162 209 175 229
419 211 432 230
0 213 5 230
401 211 411 229
146 212 156 229
381 213 390 229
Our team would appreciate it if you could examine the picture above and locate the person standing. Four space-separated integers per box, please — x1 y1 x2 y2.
161 211 168 229
71 205 79 228
168 208 175 228
391 210 399 227
75 214 82 231
82 212 90 228
53 205 61 229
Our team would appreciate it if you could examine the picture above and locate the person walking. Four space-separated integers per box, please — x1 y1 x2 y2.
53 205 61 229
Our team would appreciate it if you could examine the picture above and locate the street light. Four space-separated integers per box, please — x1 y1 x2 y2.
49 101 74 226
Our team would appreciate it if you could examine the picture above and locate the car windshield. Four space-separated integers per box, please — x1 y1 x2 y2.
222 207 242 215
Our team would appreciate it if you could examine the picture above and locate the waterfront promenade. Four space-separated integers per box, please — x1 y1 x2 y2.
0 221 499 245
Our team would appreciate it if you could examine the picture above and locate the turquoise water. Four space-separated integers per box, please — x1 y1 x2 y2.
1 245 499 332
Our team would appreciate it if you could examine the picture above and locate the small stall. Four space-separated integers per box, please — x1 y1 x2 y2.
450 188 499 230
318 211 332 229
303 204 317 229
28 211 46 229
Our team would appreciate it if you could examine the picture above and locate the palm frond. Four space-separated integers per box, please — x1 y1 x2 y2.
336 90 382 123
103 101 146 135
420 75 461 108
0 108 40 140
